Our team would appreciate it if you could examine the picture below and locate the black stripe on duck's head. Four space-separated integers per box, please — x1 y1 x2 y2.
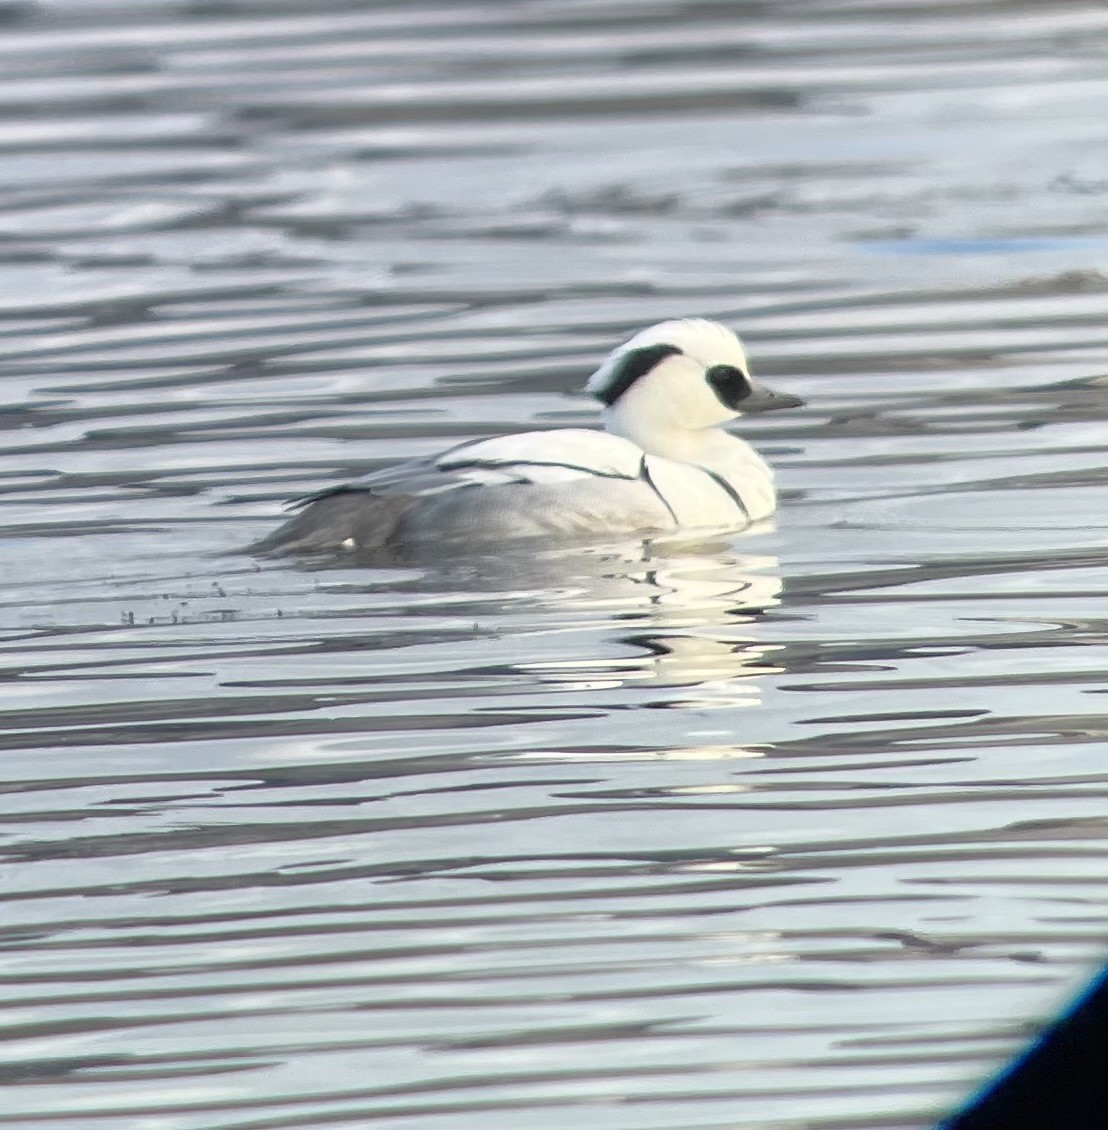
586 318 802 425
587 341 682 407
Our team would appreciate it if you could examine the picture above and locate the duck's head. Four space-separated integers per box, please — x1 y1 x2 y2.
587 318 802 430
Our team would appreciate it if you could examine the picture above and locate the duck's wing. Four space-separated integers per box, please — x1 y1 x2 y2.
255 430 709 556
291 428 646 507
438 428 649 481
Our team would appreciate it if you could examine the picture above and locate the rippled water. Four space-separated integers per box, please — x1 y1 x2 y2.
2 2 1108 1127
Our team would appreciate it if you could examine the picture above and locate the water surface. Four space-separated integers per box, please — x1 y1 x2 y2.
2 2 1108 1128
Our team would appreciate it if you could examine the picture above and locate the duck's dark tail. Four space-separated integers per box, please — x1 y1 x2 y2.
250 490 414 557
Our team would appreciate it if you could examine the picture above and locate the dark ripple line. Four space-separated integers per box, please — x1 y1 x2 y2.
0 1033 985 1125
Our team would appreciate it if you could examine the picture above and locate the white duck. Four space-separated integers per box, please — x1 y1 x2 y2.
255 318 801 556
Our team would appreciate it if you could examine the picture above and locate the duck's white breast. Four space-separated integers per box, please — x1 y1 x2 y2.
641 457 751 527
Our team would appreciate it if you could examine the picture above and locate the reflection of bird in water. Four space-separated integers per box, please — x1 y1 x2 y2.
615 632 782 704
254 318 801 559
504 541 784 707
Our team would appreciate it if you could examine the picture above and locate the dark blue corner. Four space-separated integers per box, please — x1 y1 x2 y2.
938 962 1108 1129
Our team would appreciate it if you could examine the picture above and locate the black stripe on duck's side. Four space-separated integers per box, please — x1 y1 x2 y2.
938 962 1108 1129
444 459 641 481
592 342 682 406
637 455 679 524
701 468 750 520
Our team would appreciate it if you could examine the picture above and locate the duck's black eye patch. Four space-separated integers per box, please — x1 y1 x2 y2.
706 364 751 410
594 342 682 406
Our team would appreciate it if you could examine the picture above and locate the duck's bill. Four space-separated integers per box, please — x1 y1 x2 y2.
742 384 804 412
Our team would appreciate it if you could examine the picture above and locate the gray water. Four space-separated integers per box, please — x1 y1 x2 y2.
1 2 1108 1127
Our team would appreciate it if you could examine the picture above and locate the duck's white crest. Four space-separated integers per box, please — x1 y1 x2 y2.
588 317 749 400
